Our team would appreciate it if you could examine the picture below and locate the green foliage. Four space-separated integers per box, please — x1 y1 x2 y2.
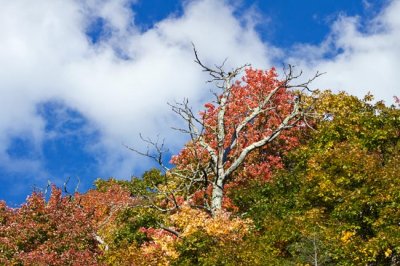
173 231 217 265
113 207 161 246
233 91 400 265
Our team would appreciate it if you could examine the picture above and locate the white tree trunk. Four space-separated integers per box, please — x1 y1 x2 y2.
211 178 224 214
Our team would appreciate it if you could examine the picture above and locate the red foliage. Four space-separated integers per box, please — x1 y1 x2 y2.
0 182 138 265
0 186 101 265
172 68 300 184
75 183 135 227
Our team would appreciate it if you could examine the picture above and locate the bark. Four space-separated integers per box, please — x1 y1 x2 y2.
211 180 224 215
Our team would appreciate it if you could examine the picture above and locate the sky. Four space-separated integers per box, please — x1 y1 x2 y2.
0 0 398 206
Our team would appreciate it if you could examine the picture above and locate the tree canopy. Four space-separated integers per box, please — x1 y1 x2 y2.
1 77 399 265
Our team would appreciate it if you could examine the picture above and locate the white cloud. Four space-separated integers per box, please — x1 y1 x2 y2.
0 0 270 179
287 0 400 104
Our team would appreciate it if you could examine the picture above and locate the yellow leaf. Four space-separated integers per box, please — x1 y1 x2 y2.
385 248 392 257
341 231 355 243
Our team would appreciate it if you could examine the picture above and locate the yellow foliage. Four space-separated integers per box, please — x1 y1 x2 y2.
170 204 252 241
384 248 392 257
101 205 253 265
341 231 355 243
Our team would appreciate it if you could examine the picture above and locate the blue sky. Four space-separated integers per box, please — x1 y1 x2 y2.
0 0 398 206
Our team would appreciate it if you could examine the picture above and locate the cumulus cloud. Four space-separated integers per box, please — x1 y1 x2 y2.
287 0 400 103
0 0 271 181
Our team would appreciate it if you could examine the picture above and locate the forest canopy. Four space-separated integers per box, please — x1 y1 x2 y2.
1 64 399 265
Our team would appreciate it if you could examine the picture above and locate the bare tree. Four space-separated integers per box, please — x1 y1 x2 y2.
130 45 322 215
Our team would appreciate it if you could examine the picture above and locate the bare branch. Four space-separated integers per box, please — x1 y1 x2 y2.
158 223 181 238
123 135 170 172
284 64 325 92
192 42 249 85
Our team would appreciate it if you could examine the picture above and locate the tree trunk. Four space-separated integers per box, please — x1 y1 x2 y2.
211 179 224 215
